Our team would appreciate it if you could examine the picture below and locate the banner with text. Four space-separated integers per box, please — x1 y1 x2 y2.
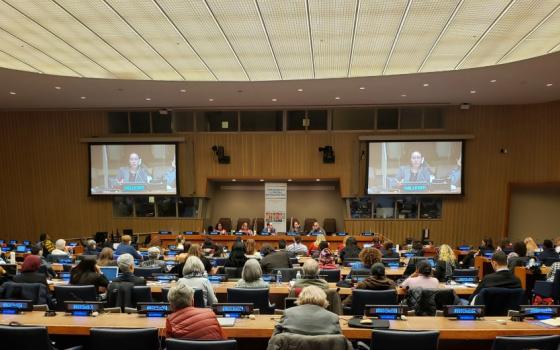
264 182 287 233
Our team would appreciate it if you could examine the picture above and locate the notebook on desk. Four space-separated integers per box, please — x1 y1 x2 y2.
217 317 236 327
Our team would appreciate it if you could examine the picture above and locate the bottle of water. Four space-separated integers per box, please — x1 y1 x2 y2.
276 270 283 285
296 271 301 280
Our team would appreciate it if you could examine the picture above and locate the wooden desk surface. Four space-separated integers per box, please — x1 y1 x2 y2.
1 312 558 340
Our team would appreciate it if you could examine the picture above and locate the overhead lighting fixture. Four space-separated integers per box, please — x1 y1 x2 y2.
359 86 366 90
145 97 151 101
423 83 429 87
546 83 553 87
259 179 264 182
287 179 293 182
271 98 277 102
80 96 86 99
9 91 16 95
297 88 303 92
470 90 476 94
401 94 407 97
490 79 497 83
232 179 236 182
180 89 186 93
315 178 321 182
54 86 61 90
209 98 214 102
334 96 341 100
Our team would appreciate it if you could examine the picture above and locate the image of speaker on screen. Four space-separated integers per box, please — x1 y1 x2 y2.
391 150 433 189
163 156 176 189
116 152 152 184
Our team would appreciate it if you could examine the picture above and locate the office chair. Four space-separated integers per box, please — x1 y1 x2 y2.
323 218 337 233
90 328 159 350
227 288 275 314
533 269 560 302
348 268 371 277
475 288 526 316
491 335 560 350
0 325 55 350
348 289 398 316
371 329 439 350
162 287 205 307
166 338 237 350
53 285 97 311
452 269 478 277
133 267 162 278
132 286 153 305
224 267 242 280
319 269 341 282
541 257 560 267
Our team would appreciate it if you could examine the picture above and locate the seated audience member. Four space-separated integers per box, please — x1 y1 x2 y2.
114 235 143 261
312 241 329 259
261 222 276 235
260 243 292 274
546 260 560 281
507 241 529 271
524 236 539 257
97 247 117 266
13 255 47 285
50 239 70 257
235 259 269 288
496 239 512 253
175 236 185 251
166 283 226 340
239 221 254 235
478 237 495 255
0 265 12 285
309 234 327 257
434 244 457 282
212 244 227 258
114 253 146 286
39 233 55 257
178 256 217 307
244 239 262 260
289 220 303 234
30 245 56 278
225 241 248 268
83 239 98 256
286 235 308 257
400 260 439 290
187 244 213 274
319 249 337 270
342 262 396 306
410 241 424 257
70 257 108 291
540 239 559 262
213 222 227 235
357 247 382 270
339 237 361 262
292 259 329 292
140 247 166 271
273 286 341 336
308 221 326 236
372 234 383 250
470 251 521 303
381 240 399 259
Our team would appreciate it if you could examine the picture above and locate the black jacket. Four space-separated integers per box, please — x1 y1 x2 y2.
13 272 48 286
114 272 146 286
539 248 559 262
470 269 521 301
260 250 292 274
70 271 109 289
339 246 361 262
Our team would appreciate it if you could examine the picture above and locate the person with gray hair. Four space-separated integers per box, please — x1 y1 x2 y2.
292 259 329 291
50 239 70 256
84 239 98 256
165 283 226 340
113 253 146 286
177 256 217 306
140 246 166 271
273 286 341 336
235 259 269 288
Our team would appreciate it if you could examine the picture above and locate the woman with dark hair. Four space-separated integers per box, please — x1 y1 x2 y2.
214 222 227 235
188 244 213 274
70 257 108 291
342 263 396 306
411 241 424 257
507 241 529 270
381 240 400 259
224 241 247 268
479 237 495 251
97 247 117 266
13 255 47 285
400 260 438 289
339 237 361 262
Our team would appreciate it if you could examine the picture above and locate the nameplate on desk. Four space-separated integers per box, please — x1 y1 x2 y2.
365 305 406 320
286 232 298 236
259 232 271 236
444 305 484 320
520 305 560 320
234 232 245 236
214 303 253 318
336 232 348 236
159 231 172 235
361 232 373 236
123 184 146 192
65 301 103 316
0 300 32 314
137 302 172 317
400 182 429 192
208 231 220 235
208 275 226 284
152 273 178 282
183 231 197 235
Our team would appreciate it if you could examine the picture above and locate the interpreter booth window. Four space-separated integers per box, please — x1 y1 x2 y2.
332 109 375 130
395 197 418 219
377 109 399 129
151 111 172 133
240 111 283 131
287 110 328 130
130 112 151 133
349 197 374 218
373 197 396 219
203 111 238 132
134 197 155 217
173 111 195 132
178 197 199 218
423 108 444 129
156 197 177 217
108 112 129 134
419 198 442 219
113 196 133 217
399 109 423 129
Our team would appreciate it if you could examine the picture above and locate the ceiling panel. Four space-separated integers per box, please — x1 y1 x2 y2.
350 0 408 77
420 0 512 72
386 0 460 75
0 50 40 73
257 0 313 80
156 0 247 81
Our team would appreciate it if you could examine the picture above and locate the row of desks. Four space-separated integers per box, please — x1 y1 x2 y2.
0 312 558 340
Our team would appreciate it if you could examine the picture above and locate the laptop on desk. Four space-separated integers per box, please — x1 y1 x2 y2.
100 266 119 282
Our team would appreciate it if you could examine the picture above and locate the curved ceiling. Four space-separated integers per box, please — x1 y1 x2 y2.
0 0 559 82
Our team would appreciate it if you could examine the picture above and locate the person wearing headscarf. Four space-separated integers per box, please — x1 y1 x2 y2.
318 248 337 270
13 255 47 285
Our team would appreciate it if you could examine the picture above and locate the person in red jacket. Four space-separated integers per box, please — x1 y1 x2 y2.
166 283 226 340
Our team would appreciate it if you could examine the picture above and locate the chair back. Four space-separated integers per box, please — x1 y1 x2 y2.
0 282 49 305
349 268 371 277
227 288 274 314
303 218 317 233
162 287 204 307
133 267 161 278
452 269 478 277
132 286 153 305
236 218 252 231
492 335 560 350
371 330 439 350
0 325 53 349
268 333 351 349
319 269 341 282
476 287 526 316
551 269 560 302
254 218 265 233
224 267 243 280
351 289 398 315
53 285 97 311
323 218 337 233
541 258 560 267
90 328 159 350
166 338 237 350
218 218 232 232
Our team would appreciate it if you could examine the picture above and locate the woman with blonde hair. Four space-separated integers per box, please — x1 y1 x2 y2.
434 244 457 281
97 247 117 266
309 234 327 257
524 237 539 257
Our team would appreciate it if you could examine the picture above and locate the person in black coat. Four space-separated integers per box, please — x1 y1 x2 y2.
539 239 560 263
470 251 521 302
381 241 400 259
339 237 361 262
114 253 146 286
13 255 48 286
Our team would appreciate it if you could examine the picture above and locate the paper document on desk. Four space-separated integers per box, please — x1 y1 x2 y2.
218 317 236 327
540 318 560 327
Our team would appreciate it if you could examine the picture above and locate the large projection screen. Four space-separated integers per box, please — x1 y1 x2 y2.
89 143 177 196
367 141 463 195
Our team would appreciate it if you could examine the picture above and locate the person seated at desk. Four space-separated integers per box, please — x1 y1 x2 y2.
289 220 303 235
70 256 108 291
114 254 146 286
381 240 400 259
50 239 70 257
434 244 457 282
140 247 166 271
39 232 55 257
400 260 439 290
476 237 495 256
260 222 276 235
342 262 396 307
470 251 521 303
356 247 382 271
339 237 361 263
83 239 98 256
319 249 337 270
273 286 341 336
235 259 269 288
539 239 559 262
13 255 47 286
116 152 151 184
224 241 248 268
310 234 327 258
114 235 143 261
524 236 540 257
238 221 254 236
213 222 227 235
0 265 12 286
187 244 213 274
390 150 433 189
166 283 226 340
308 221 326 236
507 241 529 271
244 239 262 260
97 247 117 267
410 240 424 257
260 243 292 274
30 245 56 278
178 256 217 307
293 259 329 292
287 235 308 257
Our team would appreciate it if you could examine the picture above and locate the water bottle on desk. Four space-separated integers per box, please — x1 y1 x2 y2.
296 271 301 280
276 270 282 285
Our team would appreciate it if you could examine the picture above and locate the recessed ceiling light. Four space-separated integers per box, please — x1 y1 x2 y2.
490 79 497 83
54 86 61 90
232 179 236 182
80 96 86 99
546 83 553 87
180 89 186 93
401 94 407 97
315 178 321 182
423 83 429 87
287 179 292 182
145 97 151 101
259 179 264 182
297 88 303 92
359 86 366 90
470 90 476 94
334 96 341 100
209 98 214 102
9 91 16 95
271 98 277 102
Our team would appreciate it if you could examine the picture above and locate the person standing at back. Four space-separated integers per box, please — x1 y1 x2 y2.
114 235 143 261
